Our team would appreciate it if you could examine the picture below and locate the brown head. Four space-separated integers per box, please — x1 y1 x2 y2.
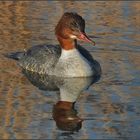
55 12 95 50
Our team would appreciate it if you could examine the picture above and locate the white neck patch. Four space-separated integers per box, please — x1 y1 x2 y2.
70 35 77 39
60 48 80 59
56 48 93 77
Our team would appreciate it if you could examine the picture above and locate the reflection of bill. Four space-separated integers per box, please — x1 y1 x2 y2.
22 69 101 132
53 101 82 132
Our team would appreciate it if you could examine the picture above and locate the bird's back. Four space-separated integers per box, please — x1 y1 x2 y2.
19 44 61 74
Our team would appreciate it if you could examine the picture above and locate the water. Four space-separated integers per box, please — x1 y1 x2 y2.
0 1 140 139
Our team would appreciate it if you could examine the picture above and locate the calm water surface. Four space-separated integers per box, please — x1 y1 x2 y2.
0 1 140 139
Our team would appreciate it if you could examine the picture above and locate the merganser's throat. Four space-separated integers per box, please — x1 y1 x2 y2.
57 35 77 50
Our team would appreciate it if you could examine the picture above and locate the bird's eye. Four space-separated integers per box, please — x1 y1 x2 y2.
70 22 79 30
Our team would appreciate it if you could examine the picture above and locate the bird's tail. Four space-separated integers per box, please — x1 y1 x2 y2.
4 51 25 60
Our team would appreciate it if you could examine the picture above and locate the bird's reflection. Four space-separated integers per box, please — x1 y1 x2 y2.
53 101 82 132
22 69 100 132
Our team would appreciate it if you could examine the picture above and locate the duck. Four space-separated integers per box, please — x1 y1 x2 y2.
7 12 101 77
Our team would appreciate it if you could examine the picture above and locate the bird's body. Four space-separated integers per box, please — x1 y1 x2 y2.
17 44 100 77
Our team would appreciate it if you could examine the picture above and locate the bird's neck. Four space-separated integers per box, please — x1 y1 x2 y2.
57 35 77 50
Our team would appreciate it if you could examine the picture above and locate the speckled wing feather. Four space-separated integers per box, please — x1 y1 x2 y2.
19 45 61 74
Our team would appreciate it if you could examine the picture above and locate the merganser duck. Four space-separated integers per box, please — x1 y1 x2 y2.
7 12 101 77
